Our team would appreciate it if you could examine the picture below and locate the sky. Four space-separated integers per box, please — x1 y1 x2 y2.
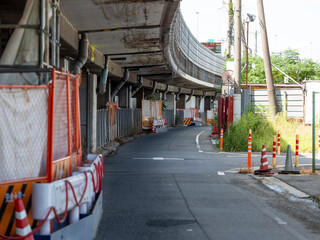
180 0 320 62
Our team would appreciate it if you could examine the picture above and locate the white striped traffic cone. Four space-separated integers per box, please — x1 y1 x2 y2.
260 144 268 171
254 144 273 175
15 198 34 240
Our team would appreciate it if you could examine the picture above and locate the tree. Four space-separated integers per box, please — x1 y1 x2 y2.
238 49 320 84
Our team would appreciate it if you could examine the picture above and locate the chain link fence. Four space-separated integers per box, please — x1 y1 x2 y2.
0 87 48 182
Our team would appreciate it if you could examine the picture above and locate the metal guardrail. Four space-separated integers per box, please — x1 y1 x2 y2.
168 8 225 87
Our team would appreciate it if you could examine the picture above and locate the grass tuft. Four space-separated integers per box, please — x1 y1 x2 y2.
239 168 254 174
300 167 319 175
222 107 318 153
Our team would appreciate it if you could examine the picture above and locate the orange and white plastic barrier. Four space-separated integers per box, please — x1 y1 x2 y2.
220 129 224 152
295 134 299 167
248 129 252 168
15 199 34 240
272 135 276 169
277 130 281 155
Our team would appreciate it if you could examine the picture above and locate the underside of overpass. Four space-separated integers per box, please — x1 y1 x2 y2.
0 0 224 93
0 0 225 151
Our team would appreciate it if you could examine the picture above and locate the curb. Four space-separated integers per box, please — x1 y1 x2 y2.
254 176 310 198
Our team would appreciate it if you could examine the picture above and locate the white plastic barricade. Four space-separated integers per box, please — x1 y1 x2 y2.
153 119 166 127
184 109 192 119
32 154 104 235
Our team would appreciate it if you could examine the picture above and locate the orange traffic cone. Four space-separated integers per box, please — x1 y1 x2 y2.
15 198 34 240
254 144 273 175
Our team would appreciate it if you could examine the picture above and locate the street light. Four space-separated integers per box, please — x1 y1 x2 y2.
245 13 256 87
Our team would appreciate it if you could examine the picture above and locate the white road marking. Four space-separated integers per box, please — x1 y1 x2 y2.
217 171 225 176
196 131 205 153
274 216 287 225
133 157 184 161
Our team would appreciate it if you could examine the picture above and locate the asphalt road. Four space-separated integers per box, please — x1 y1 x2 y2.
95 126 320 240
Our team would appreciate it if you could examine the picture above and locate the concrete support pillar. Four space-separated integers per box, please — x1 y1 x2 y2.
176 94 186 109
185 95 195 109
88 74 97 153
199 97 205 113
166 93 176 122
204 96 211 111
128 85 132 108
166 94 176 111
119 86 129 108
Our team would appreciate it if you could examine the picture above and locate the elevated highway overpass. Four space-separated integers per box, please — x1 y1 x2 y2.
0 0 225 151
0 1 225 237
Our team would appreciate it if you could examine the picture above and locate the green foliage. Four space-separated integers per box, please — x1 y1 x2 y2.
223 108 276 152
162 101 167 110
223 107 317 153
175 114 180 126
242 49 320 83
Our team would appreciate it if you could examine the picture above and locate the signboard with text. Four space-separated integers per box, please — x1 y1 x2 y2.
201 42 221 54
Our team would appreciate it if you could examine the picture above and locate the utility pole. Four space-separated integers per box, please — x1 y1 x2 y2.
226 0 233 58
254 30 257 56
257 0 277 117
233 0 242 121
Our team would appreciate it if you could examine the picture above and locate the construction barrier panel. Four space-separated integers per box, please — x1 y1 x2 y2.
207 110 217 125
142 100 163 129
183 108 198 126
0 69 82 237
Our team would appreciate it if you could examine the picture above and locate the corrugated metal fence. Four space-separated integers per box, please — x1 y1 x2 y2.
176 109 184 125
242 88 303 119
96 108 142 149
118 108 142 138
163 109 175 127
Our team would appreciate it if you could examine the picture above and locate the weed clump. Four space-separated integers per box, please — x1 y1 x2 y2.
222 106 316 153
